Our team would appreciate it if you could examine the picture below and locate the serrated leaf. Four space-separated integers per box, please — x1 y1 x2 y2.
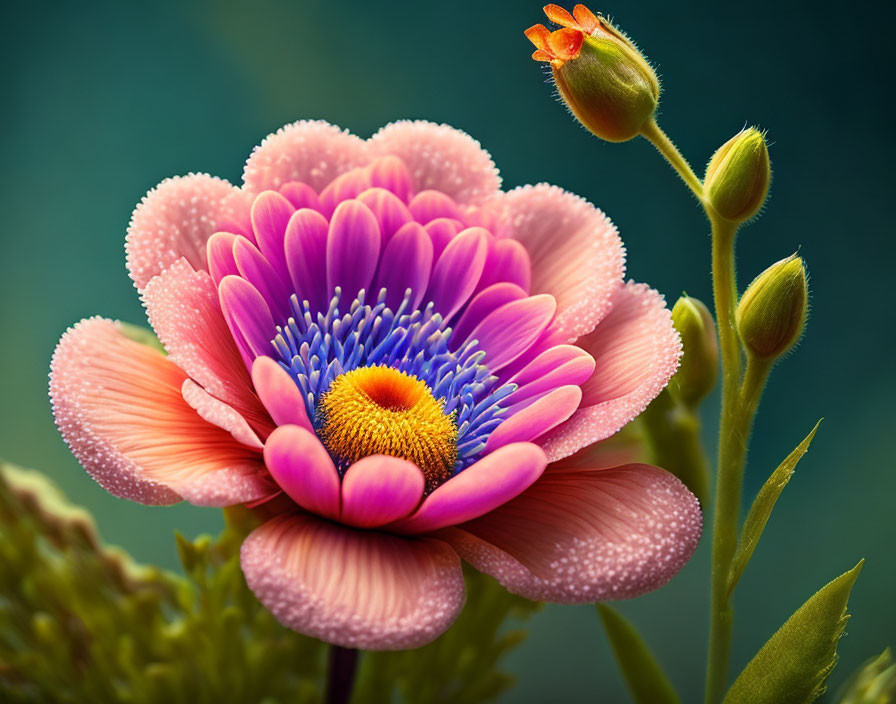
597 604 681 704
723 560 864 704
728 420 822 595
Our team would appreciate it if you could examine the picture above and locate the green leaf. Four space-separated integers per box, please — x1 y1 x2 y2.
597 604 681 704
723 560 864 704
728 420 822 595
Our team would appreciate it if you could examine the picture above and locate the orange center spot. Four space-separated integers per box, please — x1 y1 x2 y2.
318 367 458 492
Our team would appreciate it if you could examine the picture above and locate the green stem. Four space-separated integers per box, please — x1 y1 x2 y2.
640 119 705 201
705 214 747 704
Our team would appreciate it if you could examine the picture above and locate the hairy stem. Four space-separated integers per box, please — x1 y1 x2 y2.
640 119 705 201
326 646 360 704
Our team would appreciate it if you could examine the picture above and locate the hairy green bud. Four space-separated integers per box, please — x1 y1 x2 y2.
668 296 718 406
705 127 771 222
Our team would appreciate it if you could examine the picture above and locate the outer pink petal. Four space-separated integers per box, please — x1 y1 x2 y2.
251 357 313 431
441 464 702 602
263 425 340 520
390 443 547 534
243 120 371 194
181 379 263 449
50 317 273 507
542 282 682 462
141 259 270 430
240 512 465 649
369 121 501 206
340 456 425 528
502 184 625 341
126 174 250 290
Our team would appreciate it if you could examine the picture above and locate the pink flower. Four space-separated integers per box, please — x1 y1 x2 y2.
50 120 701 650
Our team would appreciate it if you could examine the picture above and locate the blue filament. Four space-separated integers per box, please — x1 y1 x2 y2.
271 288 515 472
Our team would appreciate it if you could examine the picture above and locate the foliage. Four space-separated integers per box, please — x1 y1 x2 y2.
0 461 538 703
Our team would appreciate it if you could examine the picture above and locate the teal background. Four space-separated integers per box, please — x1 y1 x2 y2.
1 0 893 700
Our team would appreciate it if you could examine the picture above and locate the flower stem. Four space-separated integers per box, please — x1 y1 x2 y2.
640 119 705 201
326 646 359 704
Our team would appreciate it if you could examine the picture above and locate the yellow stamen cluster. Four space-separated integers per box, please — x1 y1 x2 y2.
317 366 458 492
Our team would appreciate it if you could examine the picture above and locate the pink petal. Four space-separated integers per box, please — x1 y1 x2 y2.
505 344 596 405
426 227 489 320
502 184 625 341
366 154 413 203
251 357 313 431
542 282 682 462
408 190 463 223
356 187 413 242
424 218 463 264
279 181 321 211
485 385 581 452
263 425 340 520
206 232 241 284
50 317 273 507
141 260 268 428
218 275 276 367
370 120 501 206
233 237 292 321
181 379 263 449
464 294 557 371
390 443 547 534
243 120 371 194
250 191 295 286
326 200 382 300
373 222 433 310
441 464 702 602
319 167 373 218
284 208 330 314
340 456 425 528
126 174 250 290
476 238 532 293
451 283 528 345
240 512 465 649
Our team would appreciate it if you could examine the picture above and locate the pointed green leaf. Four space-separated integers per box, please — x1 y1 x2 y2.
723 560 864 704
728 420 822 595
597 604 681 704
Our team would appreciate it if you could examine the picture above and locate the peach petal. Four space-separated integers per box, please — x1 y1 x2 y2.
369 121 501 206
50 317 272 507
441 464 702 602
502 184 625 341
390 443 547 534
141 259 268 429
181 379 263 449
340 456 425 528
243 120 371 194
542 282 681 461
263 425 340 520
126 173 250 290
240 512 465 649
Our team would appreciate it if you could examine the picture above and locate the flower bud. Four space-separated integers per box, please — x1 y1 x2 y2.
704 128 771 222
737 255 808 360
525 4 659 142
668 296 718 406
836 648 896 704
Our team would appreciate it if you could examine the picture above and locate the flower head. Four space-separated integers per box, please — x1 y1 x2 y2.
51 120 701 649
526 4 659 141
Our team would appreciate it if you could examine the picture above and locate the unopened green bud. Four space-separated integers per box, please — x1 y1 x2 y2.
836 648 896 704
737 255 808 360
704 127 771 222
525 5 659 142
668 296 718 406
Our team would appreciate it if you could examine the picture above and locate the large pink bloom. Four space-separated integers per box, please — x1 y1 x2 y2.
50 120 701 650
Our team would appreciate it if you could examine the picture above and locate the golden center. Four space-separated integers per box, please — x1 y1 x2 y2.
317 366 458 491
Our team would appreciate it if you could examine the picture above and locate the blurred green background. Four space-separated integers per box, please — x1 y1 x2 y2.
1 0 893 700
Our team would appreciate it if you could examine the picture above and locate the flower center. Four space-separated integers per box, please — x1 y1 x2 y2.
317 366 458 492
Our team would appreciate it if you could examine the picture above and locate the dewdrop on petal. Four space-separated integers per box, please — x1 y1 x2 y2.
705 127 771 222
668 296 718 406
737 255 808 360
525 4 659 142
